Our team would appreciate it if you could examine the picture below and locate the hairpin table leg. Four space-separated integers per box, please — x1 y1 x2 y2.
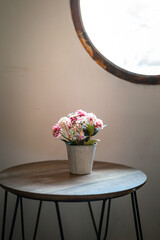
33 200 42 240
55 201 64 240
134 191 143 240
20 197 25 240
131 191 144 240
9 196 20 240
88 201 98 238
88 199 111 240
1 190 8 240
103 199 111 240
97 200 107 240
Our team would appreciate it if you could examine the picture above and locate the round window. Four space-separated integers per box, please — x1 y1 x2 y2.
70 0 160 84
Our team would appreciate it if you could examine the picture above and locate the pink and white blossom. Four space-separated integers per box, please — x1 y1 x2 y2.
86 113 97 126
95 119 104 129
58 117 71 129
52 110 106 145
69 116 77 124
52 124 61 138
75 109 87 117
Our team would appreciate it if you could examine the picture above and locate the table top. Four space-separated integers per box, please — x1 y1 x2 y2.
0 160 147 201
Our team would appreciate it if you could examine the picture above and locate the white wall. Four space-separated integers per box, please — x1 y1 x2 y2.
0 0 160 239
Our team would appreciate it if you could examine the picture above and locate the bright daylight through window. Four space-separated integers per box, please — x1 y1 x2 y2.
80 0 160 75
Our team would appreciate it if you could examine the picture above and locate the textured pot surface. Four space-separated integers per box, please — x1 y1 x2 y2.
66 144 96 174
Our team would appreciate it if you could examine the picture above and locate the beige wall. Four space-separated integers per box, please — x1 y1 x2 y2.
0 0 160 239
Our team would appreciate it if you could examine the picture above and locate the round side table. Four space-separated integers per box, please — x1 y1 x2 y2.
0 160 147 240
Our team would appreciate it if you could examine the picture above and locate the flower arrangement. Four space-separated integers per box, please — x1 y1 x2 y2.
52 109 106 145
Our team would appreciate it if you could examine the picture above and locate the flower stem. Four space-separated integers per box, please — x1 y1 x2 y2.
61 132 72 143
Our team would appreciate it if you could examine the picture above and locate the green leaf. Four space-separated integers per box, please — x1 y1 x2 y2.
92 128 98 136
86 125 95 136
84 139 98 145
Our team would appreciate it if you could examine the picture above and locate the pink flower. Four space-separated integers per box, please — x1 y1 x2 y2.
69 116 77 124
75 109 87 117
52 124 61 138
95 119 103 129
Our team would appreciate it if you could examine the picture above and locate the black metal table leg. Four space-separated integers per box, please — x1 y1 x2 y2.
88 201 98 238
103 199 111 240
134 192 143 240
97 200 107 240
1 190 8 240
9 196 20 240
131 191 144 240
55 201 64 240
33 200 42 240
20 197 25 240
88 199 111 240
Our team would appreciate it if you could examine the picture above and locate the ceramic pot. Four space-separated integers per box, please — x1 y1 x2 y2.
65 143 96 174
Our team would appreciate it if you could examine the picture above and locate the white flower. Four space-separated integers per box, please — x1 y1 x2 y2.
58 117 71 129
86 113 97 126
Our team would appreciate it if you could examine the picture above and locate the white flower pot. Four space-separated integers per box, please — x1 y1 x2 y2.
65 143 97 174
